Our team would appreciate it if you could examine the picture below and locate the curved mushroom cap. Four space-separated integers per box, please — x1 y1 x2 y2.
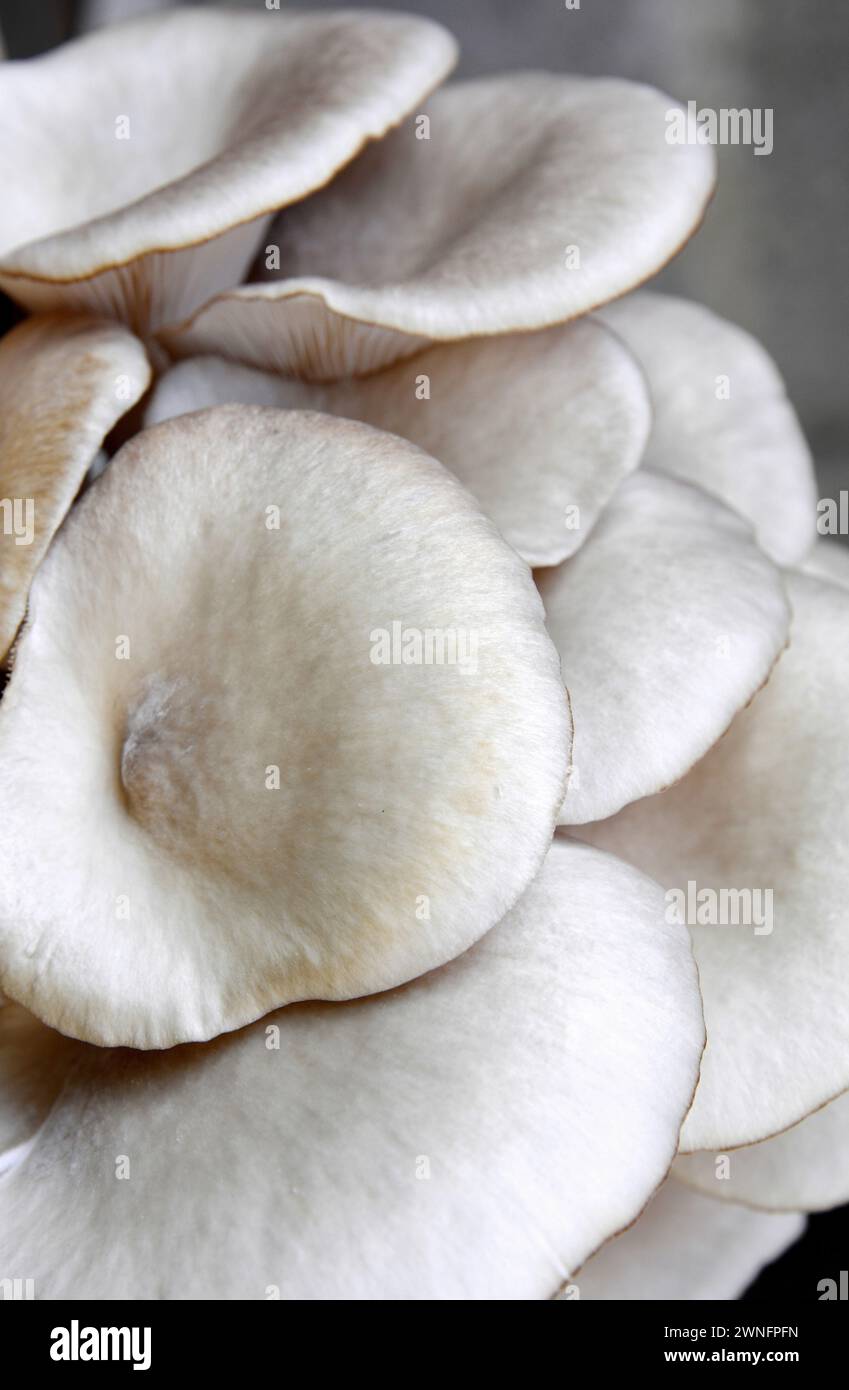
0 8 457 333
580 571 849 1152
600 292 818 565
161 73 716 377
0 840 704 1299
146 319 651 568
675 1089 849 1214
542 471 790 824
0 312 151 662
571 1180 804 1301
0 406 570 1049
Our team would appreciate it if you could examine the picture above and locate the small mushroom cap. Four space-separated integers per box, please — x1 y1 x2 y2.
675 1089 849 1214
161 73 716 377
541 471 791 824
0 8 457 332
146 319 651 568
571 1180 804 1301
0 312 151 662
581 571 849 1151
601 292 818 565
0 405 569 1048
0 839 704 1298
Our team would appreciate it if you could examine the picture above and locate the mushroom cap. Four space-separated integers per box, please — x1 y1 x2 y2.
0 312 151 662
580 570 849 1151
146 318 651 568
161 73 716 377
571 1180 804 1301
675 1089 849 1213
0 7 457 332
0 405 569 1048
600 292 818 565
542 471 790 824
0 839 704 1298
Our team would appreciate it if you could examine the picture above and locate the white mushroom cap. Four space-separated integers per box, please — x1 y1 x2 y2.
580 570 849 1152
675 1089 849 1213
0 312 151 662
570 1180 804 1301
601 292 818 565
0 8 457 333
146 319 651 568
0 839 704 1299
161 74 716 377
0 405 569 1048
541 471 790 824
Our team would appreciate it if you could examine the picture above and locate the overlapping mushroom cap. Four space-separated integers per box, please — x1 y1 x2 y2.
568 1180 805 1301
146 319 652 568
161 73 715 376
580 572 849 1153
0 841 704 1298
0 406 569 1048
540 470 790 823
600 292 818 564
0 3 844 1303
0 7 457 333
674 1090 849 1214
0 312 150 661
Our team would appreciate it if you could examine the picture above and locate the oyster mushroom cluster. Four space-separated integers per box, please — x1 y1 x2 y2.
0 8 845 1301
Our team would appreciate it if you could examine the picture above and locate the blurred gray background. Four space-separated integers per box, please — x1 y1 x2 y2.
1 0 846 501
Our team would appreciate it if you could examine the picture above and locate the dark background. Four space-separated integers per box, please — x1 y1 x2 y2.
1 0 846 1300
